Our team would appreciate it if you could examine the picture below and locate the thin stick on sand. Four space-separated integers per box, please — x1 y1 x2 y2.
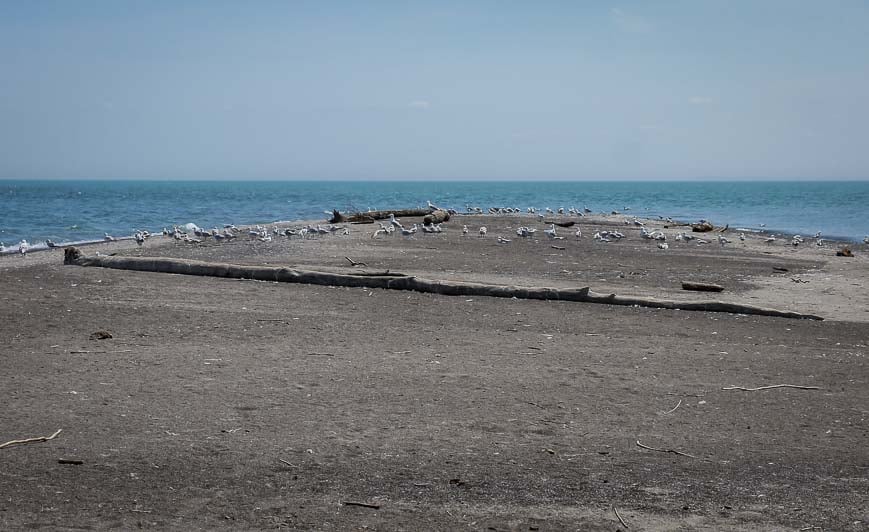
722 384 820 392
612 505 629 529
345 256 367 267
0 429 63 450
636 440 697 459
663 399 682 414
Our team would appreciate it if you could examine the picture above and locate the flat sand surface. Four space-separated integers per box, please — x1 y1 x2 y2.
2 214 867 530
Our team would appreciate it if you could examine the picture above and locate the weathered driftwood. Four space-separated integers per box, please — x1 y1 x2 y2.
544 220 576 228
423 209 451 226
330 207 435 224
62 248 823 320
681 282 724 292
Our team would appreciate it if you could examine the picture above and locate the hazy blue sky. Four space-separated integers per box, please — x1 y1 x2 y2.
1 1 867 180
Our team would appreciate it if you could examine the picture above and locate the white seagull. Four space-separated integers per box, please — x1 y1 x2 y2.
479 226 488 237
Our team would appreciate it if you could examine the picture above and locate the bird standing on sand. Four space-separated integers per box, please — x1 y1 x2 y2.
479 226 488 237
104 233 116 242
574 228 582 239
19 240 29 255
400 224 418 237
135 232 145 246
497 236 511 244
462 225 469 236
544 224 558 239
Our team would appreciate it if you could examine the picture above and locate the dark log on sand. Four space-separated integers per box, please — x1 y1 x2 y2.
423 209 451 226
681 282 724 292
544 220 576 228
330 208 435 224
63 248 823 320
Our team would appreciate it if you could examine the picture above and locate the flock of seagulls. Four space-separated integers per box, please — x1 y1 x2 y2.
2 205 867 257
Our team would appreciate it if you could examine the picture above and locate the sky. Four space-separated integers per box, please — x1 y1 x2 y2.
1 0 867 181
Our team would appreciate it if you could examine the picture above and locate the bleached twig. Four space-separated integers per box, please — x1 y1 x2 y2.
613 505 629 529
0 429 63 450
636 440 697 459
663 399 682 414
722 384 820 392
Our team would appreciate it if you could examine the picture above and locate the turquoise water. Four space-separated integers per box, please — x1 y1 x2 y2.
0 180 867 246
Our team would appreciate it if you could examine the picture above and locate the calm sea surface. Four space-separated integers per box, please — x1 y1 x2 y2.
1 180 866 246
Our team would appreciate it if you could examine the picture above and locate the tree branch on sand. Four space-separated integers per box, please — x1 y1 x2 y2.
1 429 63 450
63 248 823 320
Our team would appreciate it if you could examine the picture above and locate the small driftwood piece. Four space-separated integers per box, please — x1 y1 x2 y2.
681 282 724 293
636 440 697 459
544 220 575 227
63 248 824 320
342 501 381 509
330 207 435 224
722 384 820 391
0 428 63 450
58 458 84 465
344 257 367 267
423 209 451 226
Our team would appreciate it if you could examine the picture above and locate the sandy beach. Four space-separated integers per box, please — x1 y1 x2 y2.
1 213 867 530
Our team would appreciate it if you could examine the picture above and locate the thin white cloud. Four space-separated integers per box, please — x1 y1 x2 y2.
689 96 715 105
409 100 430 109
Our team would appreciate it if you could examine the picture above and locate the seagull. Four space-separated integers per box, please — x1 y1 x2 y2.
462 225 469 236
19 240 29 255
135 232 145 246
400 224 418 237
864 236 869 244
45 239 58 248
497 236 511 244
104 233 116 242
574 228 582 239
388 213 403 229
764 236 777 244
739 233 746 241
657 242 669 250
372 228 387 238
718 235 730 246
544 224 558 239
479 226 488 237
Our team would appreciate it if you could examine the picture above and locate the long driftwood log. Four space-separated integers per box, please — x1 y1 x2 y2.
63 248 823 320
330 207 436 224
